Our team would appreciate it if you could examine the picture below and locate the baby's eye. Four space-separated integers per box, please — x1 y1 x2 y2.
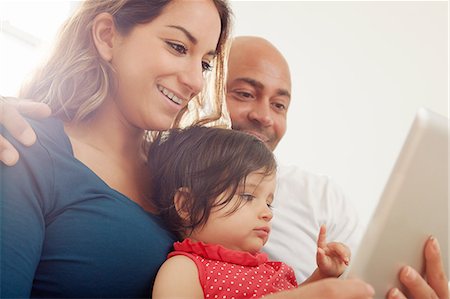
266 202 274 209
239 193 255 201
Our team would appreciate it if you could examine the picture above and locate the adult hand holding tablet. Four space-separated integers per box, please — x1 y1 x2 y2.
342 107 449 297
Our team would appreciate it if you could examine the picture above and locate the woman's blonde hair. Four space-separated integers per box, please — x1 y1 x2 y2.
20 0 232 128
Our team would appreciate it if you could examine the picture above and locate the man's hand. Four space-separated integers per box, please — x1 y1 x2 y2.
386 236 449 299
0 98 51 165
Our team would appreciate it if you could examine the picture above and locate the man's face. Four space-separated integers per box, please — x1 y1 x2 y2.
226 39 291 151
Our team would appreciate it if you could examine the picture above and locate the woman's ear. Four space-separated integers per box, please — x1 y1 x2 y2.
174 187 191 221
91 12 117 62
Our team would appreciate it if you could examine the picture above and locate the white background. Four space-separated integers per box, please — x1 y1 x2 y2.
1 1 448 232
231 1 448 231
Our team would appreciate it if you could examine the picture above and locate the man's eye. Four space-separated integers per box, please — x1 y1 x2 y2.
167 41 187 55
272 102 287 111
232 91 254 99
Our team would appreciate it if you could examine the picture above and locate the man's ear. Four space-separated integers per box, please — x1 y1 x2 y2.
174 187 191 221
91 12 117 62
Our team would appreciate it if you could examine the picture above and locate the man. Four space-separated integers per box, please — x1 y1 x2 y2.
0 37 447 299
225 36 360 281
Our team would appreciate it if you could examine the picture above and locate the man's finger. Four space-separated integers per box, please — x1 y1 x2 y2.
0 136 19 166
386 287 408 299
16 101 52 118
399 266 438 299
1 102 37 146
424 237 449 299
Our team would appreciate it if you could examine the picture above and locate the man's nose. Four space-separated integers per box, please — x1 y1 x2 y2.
248 102 274 127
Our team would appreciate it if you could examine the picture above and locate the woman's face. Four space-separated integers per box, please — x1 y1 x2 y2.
110 0 222 131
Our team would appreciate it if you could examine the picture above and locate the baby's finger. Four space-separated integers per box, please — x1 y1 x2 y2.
317 224 327 249
327 242 351 265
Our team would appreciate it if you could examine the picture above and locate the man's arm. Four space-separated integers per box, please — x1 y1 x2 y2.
0 98 51 165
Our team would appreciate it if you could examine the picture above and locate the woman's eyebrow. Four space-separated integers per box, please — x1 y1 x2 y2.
166 25 197 44
166 25 217 57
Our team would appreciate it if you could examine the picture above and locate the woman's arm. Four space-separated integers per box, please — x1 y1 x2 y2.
152 255 204 298
1 121 52 297
0 98 51 165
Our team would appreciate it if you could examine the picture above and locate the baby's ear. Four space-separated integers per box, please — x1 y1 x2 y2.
174 187 191 221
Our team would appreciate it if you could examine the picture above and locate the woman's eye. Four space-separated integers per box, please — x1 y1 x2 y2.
202 61 213 72
167 42 187 55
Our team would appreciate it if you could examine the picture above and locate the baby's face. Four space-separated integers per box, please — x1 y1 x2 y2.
189 169 276 254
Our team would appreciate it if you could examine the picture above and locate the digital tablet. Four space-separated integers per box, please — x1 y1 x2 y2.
341 107 449 296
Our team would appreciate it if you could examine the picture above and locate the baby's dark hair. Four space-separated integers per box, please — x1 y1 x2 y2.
147 126 277 237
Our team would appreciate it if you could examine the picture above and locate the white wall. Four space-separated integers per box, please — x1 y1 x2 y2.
1 1 448 232
230 1 448 230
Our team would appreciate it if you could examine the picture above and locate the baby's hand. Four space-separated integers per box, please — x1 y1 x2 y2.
316 224 350 278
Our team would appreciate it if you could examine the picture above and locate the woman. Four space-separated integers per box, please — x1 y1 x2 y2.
1 0 231 297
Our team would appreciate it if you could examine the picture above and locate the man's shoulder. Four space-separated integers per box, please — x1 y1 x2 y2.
277 163 337 187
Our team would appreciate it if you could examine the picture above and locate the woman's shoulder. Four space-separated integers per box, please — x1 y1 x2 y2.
27 117 71 151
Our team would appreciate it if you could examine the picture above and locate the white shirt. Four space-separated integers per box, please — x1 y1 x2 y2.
263 163 362 282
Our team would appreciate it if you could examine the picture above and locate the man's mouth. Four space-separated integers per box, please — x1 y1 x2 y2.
157 85 183 105
241 130 270 143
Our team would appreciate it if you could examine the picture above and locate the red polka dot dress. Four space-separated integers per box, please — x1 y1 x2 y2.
168 239 298 298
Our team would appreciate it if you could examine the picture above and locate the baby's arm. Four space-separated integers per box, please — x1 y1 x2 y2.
152 255 203 298
301 225 350 285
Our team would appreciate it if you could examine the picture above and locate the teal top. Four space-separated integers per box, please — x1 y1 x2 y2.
1 117 176 298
